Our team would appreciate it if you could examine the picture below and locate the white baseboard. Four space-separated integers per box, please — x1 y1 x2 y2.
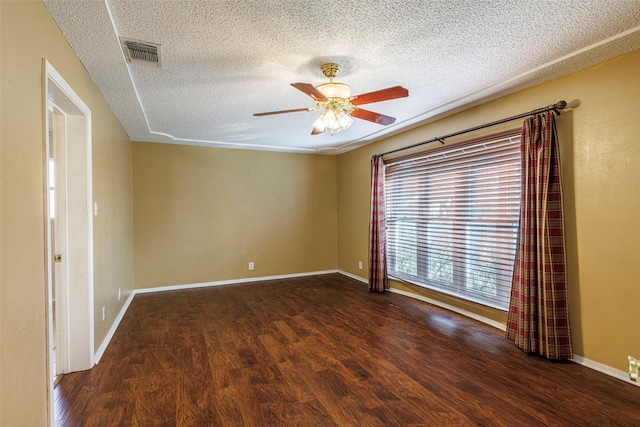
133 269 339 294
93 290 135 364
337 270 368 284
388 287 508 331
571 355 639 387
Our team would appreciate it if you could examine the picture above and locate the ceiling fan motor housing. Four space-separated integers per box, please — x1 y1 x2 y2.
316 63 351 99
321 63 341 78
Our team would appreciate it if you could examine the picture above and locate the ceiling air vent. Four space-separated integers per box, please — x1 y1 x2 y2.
120 38 162 68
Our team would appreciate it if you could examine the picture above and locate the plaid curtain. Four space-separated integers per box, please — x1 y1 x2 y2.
506 112 572 359
368 156 389 292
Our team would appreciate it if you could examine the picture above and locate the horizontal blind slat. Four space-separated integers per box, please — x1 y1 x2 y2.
385 132 520 311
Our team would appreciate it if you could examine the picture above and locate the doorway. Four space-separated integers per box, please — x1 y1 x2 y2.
47 104 67 385
44 60 94 424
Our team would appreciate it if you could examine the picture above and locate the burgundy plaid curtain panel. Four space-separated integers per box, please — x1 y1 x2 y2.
506 112 573 359
368 156 389 292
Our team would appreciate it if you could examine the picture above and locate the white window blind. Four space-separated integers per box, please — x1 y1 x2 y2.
385 130 521 310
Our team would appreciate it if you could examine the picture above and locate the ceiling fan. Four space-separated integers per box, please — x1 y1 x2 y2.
254 63 409 135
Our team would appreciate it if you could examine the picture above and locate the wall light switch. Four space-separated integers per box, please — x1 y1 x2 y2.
358 261 363 270
248 262 254 271
94 202 99 216
101 306 106 321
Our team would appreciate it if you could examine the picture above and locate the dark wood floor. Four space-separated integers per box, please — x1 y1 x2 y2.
55 273 640 426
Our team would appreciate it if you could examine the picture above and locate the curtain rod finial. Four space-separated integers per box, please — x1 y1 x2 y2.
556 100 567 110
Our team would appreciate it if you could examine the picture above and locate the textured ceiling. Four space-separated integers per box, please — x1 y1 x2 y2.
44 0 640 154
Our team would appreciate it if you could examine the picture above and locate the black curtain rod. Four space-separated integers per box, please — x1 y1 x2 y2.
373 100 567 159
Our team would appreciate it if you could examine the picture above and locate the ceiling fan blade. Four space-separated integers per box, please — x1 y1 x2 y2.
291 83 328 101
253 107 312 116
351 108 397 126
351 86 409 105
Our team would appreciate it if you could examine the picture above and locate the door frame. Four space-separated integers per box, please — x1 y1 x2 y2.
43 60 94 424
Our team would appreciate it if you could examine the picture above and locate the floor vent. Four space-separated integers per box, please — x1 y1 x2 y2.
120 38 162 68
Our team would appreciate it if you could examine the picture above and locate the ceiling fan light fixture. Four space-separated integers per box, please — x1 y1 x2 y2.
316 82 351 99
313 107 353 135
313 112 329 133
336 110 353 129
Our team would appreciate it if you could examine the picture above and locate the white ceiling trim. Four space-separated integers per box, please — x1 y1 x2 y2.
44 0 640 154
104 0 317 154
122 22 640 154
329 24 640 153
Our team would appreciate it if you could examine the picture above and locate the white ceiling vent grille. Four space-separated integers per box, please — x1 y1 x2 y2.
120 38 162 68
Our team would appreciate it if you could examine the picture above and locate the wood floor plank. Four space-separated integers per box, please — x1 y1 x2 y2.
54 274 640 426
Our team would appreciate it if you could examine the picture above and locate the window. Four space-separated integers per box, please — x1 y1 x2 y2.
385 131 520 310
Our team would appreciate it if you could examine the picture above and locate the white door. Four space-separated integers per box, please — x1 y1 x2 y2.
49 105 70 376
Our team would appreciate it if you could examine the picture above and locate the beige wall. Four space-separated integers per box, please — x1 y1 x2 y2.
338 49 640 372
133 143 337 288
92 103 134 344
1 2 638 425
0 2 133 424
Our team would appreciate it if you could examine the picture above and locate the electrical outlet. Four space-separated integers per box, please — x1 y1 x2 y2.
101 306 106 321
248 262 254 271
358 261 363 270
629 356 638 382
118 287 121 301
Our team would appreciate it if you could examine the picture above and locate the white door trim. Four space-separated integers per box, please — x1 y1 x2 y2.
43 59 94 426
